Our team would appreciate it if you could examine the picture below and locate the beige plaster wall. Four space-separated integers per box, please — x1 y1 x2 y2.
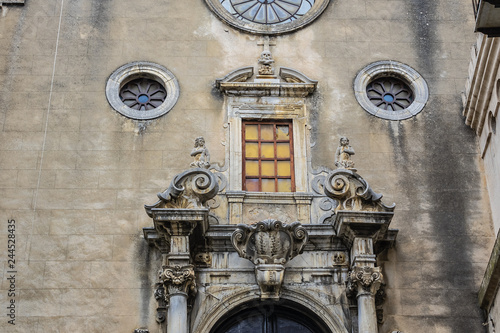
0 0 494 332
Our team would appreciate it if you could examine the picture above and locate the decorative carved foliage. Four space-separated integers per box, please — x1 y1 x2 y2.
145 168 219 214
160 265 197 296
154 284 167 323
348 266 383 296
231 219 308 265
324 169 394 213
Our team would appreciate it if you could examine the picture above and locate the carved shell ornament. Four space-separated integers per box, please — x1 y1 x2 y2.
231 219 308 265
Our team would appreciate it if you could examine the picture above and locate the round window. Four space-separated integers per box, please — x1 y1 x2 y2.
205 0 330 34
120 78 167 111
106 62 179 120
354 61 428 120
366 77 414 111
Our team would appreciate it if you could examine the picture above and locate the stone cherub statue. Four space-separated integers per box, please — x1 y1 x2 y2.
258 50 275 75
190 137 210 169
335 137 355 170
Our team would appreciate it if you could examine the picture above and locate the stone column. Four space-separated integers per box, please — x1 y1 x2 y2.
161 265 196 333
348 237 383 333
349 265 383 333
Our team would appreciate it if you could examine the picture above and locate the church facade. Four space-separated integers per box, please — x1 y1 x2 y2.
0 1 495 332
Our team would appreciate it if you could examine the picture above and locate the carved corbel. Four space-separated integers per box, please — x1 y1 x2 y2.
231 219 308 300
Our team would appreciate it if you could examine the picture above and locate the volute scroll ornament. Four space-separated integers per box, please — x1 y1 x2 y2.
144 137 219 214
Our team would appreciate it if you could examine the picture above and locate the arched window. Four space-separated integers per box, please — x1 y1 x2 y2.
210 301 330 333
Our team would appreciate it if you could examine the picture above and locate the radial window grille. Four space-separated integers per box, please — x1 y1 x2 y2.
220 0 315 24
366 77 414 112
120 78 167 111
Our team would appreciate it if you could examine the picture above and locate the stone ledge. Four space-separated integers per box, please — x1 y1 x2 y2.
0 0 25 6
479 229 500 310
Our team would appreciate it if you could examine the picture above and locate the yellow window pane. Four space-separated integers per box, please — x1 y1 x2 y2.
261 143 275 158
245 161 259 176
246 179 259 192
261 125 274 140
245 125 258 140
277 161 291 177
277 179 292 192
245 143 258 158
261 161 275 176
276 125 289 140
262 179 275 192
277 143 290 158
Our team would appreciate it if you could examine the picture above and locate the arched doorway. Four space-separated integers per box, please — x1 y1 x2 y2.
210 300 331 333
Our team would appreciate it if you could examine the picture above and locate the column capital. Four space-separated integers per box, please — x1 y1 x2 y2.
160 264 197 297
348 266 384 296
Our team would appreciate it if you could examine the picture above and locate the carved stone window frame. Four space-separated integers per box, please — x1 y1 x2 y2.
204 0 331 35
354 60 429 120
106 61 180 120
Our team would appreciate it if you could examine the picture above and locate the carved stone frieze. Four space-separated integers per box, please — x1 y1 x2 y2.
160 265 197 296
231 219 308 265
348 266 383 296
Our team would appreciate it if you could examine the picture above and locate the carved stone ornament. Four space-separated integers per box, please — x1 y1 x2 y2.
348 266 383 296
231 219 308 300
324 169 395 213
334 137 355 170
258 50 275 76
144 168 219 213
190 136 210 169
154 283 168 323
133 329 149 333
160 265 197 296
231 219 308 265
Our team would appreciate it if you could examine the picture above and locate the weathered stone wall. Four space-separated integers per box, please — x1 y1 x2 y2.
0 0 494 332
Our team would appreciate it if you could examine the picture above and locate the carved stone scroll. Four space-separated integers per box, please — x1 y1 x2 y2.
324 169 394 213
145 168 219 213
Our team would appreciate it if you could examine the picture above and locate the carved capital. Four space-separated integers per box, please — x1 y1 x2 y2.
348 266 383 296
160 265 196 296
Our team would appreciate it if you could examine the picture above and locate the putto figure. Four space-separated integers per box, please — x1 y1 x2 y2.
190 137 210 169
258 50 275 75
335 137 355 170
